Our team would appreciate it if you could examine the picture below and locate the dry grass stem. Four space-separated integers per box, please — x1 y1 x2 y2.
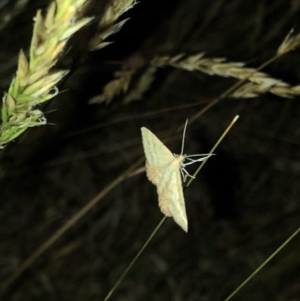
89 69 134 104
89 55 144 104
232 82 300 98
123 66 156 103
88 67 133 104
277 29 300 55
89 0 137 51
0 0 93 148
151 53 300 99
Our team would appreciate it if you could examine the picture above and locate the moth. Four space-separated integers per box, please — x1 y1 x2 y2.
141 121 211 232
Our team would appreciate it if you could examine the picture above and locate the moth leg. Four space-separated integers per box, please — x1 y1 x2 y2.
180 167 195 182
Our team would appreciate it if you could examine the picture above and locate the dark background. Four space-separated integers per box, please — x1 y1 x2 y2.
0 0 300 300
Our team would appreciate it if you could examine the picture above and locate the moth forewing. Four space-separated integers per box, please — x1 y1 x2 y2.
141 127 174 166
141 126 188 231
141 127 176 186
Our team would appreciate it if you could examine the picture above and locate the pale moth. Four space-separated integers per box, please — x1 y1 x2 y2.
141 120 211 232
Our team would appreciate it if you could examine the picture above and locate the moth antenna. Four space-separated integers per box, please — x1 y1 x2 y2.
185 153 213 158
184 159 206 166
180 119 188 155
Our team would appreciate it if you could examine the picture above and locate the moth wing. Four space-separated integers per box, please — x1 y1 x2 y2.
141 127 188 232
141 127 174 185
168 161 188 232
157 158 188 232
